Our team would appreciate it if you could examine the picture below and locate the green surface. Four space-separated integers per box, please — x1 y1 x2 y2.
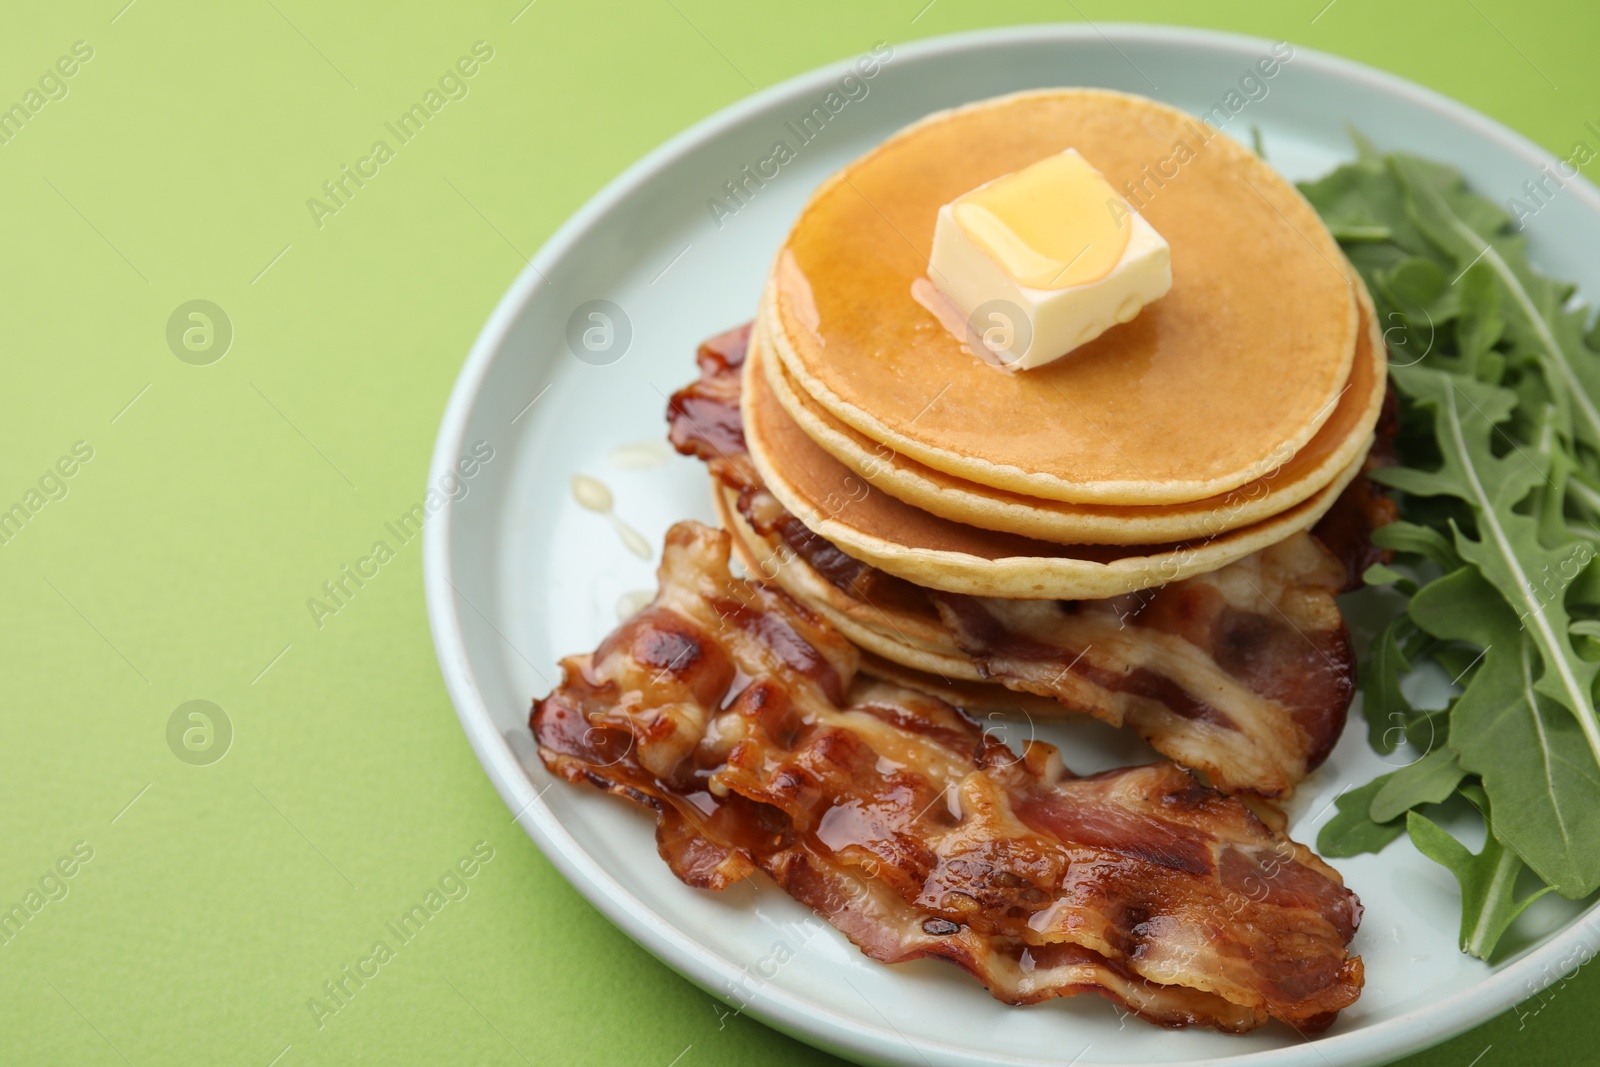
1 1 1595 1063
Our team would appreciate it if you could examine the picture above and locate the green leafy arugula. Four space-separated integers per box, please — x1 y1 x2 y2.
1409 786 1553 959
1301 142 1600 958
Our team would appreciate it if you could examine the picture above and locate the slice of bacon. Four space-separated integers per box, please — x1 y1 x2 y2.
668 325 1363 797
928 536 1353 798
533 522 1363 1034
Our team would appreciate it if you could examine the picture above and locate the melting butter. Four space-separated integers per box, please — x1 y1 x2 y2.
927 148 1172 370
952 150 1130 290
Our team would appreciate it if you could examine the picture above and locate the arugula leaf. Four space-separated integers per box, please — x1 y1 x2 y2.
1407 568 1600 895
1392 154 1600 452
1457 638 1600 896
1362 614 1416 753
1318 775 1406 857
1300 151 1430 260
1430 645 1486 687
1303 139 1600 959
1567 551 1600 608
1371 520 1461 570
1453 264 1506 382
1361 562 1413 591
1327 222 1392 242
1408 788 1552 959
1378 257 1460 329
1374 369 1600 775
1532 403 1576 547
1371 747 1466 823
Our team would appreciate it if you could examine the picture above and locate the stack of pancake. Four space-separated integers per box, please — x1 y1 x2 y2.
679 90 1386 793
747 88 1382 584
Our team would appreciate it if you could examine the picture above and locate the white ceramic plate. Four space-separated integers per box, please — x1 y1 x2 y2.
425 25 1600 1067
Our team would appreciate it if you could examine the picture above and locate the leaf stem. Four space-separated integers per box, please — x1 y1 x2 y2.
1569 478 1600 521
1465 841 1522 958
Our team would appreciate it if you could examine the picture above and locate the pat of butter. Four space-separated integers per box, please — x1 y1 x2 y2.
928 149 1172 370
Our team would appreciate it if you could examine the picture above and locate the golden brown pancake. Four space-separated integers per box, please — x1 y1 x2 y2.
765 88 1358 505
741 339 1371 600
758 279 1384 545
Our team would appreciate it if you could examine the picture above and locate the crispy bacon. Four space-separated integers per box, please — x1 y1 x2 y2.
667 326 881 586
667 324 755 485
532 523 1363 1033
929 537 1353 797
667 327 1360 797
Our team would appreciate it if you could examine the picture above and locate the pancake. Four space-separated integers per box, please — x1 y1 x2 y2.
758 277 1385 545
765 88 1358 505
741 339 1371 600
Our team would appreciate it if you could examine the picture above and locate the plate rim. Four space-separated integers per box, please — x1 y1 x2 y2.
424 22 1600 1067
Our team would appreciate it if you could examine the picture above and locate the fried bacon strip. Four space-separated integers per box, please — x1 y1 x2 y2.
533 523 1362 1032
668 325 1361 797
929 540 1353 799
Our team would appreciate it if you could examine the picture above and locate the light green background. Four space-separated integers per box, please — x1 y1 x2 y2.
1 1 1595 1063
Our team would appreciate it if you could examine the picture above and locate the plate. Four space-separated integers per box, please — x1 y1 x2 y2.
424 24 1600 1067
